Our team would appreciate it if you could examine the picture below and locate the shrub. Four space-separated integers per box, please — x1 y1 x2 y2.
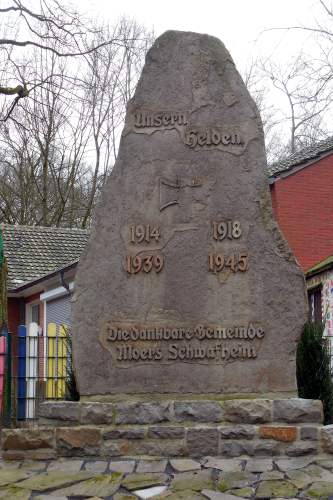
297 321 333 424
62 330 80 401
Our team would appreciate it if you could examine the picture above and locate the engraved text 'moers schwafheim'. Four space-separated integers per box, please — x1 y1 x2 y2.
100 322 265 365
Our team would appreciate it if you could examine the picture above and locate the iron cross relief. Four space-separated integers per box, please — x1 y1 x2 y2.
159 176 204 213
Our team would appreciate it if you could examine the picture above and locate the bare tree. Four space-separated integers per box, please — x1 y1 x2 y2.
0 17 154 227
248 0 333 161
0 58 91 227
256 54 332 156
79 19 153 228
0 0 149 121
243 61 288 162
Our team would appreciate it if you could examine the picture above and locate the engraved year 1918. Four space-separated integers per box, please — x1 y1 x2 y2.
212 220 242 241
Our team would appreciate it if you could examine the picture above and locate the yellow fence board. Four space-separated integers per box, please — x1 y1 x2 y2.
46 323 68 399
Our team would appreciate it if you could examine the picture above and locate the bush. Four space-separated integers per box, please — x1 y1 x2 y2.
62 330 80 401
297 321 333 424
65 367 80 402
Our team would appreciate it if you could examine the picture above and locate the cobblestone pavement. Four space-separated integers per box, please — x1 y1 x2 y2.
1 456 333 499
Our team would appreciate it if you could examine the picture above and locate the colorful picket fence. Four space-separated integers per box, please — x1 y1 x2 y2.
0 327 11 424
0 322 71 423
0 334 5 413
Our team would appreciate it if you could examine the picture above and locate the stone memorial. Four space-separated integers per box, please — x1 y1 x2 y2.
3 31 329 463
72 30 307 397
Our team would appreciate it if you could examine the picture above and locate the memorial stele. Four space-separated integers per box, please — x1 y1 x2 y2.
72 30 307 397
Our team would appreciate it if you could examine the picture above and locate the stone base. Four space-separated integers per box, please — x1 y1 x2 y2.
1 398 332 460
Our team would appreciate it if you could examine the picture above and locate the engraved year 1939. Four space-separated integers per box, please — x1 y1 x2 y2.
126 254 164 274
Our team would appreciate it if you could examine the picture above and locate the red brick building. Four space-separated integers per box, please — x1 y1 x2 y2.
268 137 333 272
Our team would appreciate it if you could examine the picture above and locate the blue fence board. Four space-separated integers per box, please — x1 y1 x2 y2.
17 325 26 420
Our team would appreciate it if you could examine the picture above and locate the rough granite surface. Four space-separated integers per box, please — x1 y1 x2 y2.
72 30 307 396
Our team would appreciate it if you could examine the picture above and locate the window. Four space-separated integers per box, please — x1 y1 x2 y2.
31 304 39 324
26 301 41 327
308 286 322 324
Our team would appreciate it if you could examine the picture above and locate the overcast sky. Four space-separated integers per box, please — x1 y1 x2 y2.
11 0 329 154
75 0 324 71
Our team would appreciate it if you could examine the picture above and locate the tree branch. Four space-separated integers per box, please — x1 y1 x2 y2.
0 84 28 96
0 37 136 57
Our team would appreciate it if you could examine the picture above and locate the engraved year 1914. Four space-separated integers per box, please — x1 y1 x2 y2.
130 224 161 244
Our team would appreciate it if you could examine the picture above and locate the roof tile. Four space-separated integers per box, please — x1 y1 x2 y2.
268 136 333 177
2 224 89 291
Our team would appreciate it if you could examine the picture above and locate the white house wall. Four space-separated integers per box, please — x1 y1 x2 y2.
322 274 333 338
46 295 72 328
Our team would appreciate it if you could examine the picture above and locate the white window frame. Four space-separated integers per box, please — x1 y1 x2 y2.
25 300 41 327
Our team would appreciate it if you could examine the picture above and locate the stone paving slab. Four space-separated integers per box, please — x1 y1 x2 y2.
2 455 333 498
202 491 241 500
218 471 257 491
51 472 123 497
154 491 205 499
122 472 169 491
110 460 136 473
315 457 333 469
136 459 168 473
0 469 32 487
170 458 201 472
203 458 243 472
170 470 214 491
0 485 32 499
35 496 68 500
227 486 254 497
46 459 83 472
114 494 137 500
260 470 284 480
14 470 95 491
134 484 168 498
244 458 273 472
84 460 108 473
275 456 314 471
20 460 47 471
0 459 20 469
256 479 298 498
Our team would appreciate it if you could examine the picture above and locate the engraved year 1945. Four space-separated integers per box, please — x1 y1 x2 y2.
208 253 248 273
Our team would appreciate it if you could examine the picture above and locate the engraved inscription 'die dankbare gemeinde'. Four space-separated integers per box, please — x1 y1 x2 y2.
100 322 264 365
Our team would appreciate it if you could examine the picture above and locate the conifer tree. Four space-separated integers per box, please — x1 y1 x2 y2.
297 321 333 424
